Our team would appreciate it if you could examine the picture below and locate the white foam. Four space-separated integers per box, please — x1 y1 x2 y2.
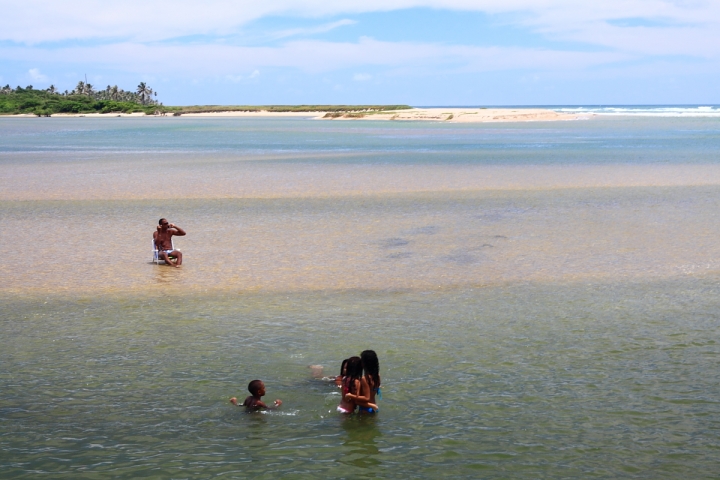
554 106 720 117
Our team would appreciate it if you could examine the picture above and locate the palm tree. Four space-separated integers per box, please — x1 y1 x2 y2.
136 82 152 105
47 85 57 94
75 81 85 95
110 85 119 101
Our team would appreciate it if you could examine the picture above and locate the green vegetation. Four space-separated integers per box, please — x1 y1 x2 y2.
0 82 410 116
0 82 163 116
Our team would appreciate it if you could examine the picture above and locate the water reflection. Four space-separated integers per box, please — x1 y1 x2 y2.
152 263 185 286
338 416 382 469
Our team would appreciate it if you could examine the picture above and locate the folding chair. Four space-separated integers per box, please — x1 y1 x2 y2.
153 238 178 264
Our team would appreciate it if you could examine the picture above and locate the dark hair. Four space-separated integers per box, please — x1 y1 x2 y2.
361 350 380 389
343 356 363 395
158 218 167 225
248 379 263 395
340 358 349 377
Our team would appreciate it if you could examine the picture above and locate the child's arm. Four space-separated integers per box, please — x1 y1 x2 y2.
230 397 282 409
346 378 376 408
258 399 283 410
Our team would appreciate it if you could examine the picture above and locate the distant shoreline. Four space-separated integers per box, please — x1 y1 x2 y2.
4 107 589 123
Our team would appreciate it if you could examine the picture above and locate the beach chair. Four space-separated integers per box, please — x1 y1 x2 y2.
153 238 178 264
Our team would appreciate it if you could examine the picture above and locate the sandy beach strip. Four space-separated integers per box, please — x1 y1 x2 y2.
12 107 589 122
326 107 587 122
179 107 587 122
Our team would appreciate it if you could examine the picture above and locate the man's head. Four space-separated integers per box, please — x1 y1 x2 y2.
159 218 169 229
248 379 265 397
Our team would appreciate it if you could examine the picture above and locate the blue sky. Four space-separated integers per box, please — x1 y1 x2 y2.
1 0 719 105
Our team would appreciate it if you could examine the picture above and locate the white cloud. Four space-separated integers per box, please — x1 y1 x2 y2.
1 0 719 94
224 70 260 82
27 68 48 82
269 19 356 41
0 38 633 77
1 0 719 60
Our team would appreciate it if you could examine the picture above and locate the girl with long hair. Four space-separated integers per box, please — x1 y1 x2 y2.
346 350 381 414
337 356 363 414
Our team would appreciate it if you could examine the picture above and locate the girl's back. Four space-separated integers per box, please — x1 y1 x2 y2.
361 350 381 405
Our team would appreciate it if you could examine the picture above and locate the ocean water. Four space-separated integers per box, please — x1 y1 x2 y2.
2 114 720 478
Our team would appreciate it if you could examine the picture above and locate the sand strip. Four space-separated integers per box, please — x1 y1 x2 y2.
16 108 589 122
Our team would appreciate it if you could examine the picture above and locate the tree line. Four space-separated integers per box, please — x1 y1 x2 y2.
1 81 159 105
0 81 163 116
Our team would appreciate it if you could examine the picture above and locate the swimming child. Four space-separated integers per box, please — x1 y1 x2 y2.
339 356 378 414
308 364 325 379
230 380 282 411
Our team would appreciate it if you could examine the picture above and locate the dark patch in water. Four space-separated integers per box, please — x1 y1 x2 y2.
442 252 479 265
387 252 412 259
381 237 410 248
481 244 494 248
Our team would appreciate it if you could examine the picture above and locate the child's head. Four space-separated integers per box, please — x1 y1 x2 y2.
361 350 380 386
248 379 265 397
340 358 349 377
345 356 363 380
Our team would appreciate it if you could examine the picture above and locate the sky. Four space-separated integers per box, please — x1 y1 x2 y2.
1 0 719 106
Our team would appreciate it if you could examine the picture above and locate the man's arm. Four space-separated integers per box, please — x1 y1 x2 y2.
168 224 186 236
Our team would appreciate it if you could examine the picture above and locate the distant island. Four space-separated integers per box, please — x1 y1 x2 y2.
0 81 409 117
0 81 585 122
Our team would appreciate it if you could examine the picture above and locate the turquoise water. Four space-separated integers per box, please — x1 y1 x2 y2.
2 115 720 478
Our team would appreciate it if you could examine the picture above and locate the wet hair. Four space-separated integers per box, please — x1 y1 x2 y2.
248 379 263 396
361 350 381 389
339 358 349 377
343 356 363 395
158 218 167 225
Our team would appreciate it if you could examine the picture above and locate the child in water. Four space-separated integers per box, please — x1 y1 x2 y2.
230 380 282 411
335 358 349 387
338 356 378 414
357 350 381 414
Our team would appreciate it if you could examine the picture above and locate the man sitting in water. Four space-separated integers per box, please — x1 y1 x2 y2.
153 218 186 267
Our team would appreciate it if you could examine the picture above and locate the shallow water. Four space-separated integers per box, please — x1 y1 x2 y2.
3 282 720 478
2 116 720 478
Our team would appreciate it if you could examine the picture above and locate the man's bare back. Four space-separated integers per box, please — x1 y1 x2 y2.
153 218 186 267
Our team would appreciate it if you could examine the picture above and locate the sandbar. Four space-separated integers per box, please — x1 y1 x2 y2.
323 107 587 122
23 108 589 122
179 107 587 122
